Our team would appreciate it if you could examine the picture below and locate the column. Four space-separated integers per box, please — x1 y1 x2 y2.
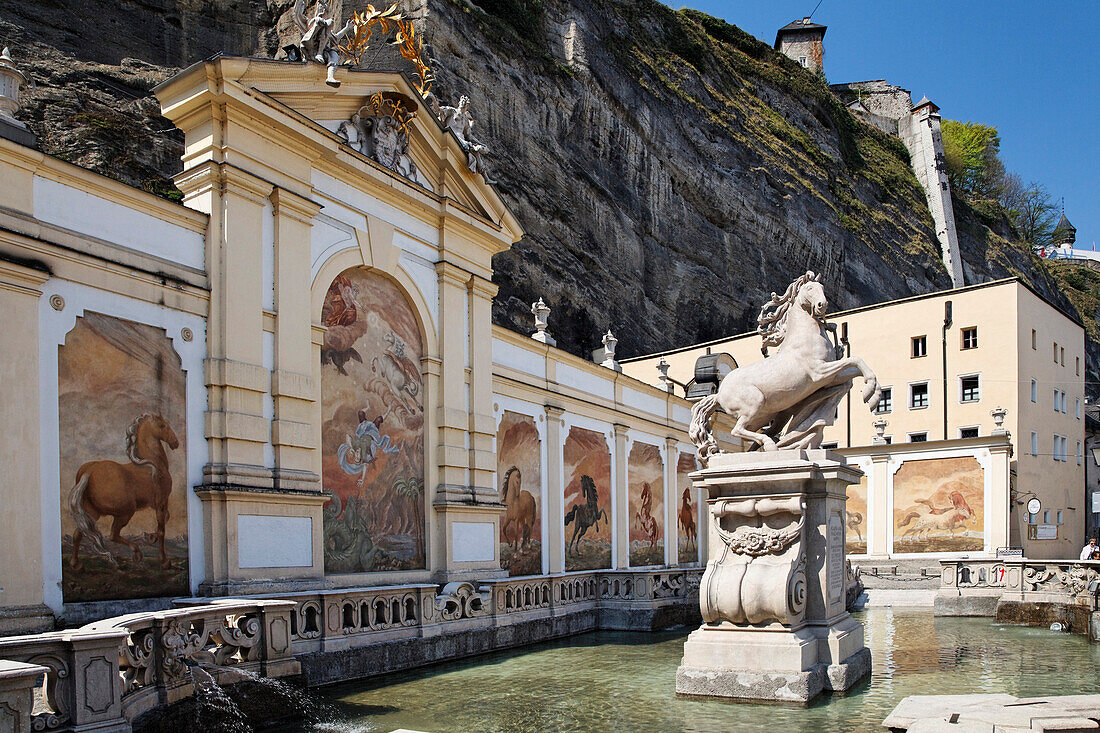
544 405 565 574
467 275 497 495
0 259 53 632
613 424 629 569
868 454 891 558
664 437 678 566
270 187 322 491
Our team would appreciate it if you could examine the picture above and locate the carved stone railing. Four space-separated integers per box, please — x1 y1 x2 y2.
248 568 701 654
0 599 298 732
939 559 1100 618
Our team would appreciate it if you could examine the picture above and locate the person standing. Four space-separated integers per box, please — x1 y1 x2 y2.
1080 538 1097 561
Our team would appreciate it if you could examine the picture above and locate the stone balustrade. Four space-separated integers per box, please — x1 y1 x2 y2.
0 599 298 732
938 558 1100 628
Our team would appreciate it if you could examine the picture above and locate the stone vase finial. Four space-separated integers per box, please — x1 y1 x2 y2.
990 406 1008 435
871 417 889 445
0 46 29 122
530 297 555 346
600 329 621 372
657 357 673 393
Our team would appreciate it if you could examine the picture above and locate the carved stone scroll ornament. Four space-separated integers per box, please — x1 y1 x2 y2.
688 272 881 464
336 92 425 187
700 497 807 627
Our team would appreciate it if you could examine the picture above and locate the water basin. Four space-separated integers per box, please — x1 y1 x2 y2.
277 607 1100 732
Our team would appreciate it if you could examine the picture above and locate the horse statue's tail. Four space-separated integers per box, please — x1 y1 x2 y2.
564 505 578 526
68 472 118 567
689 394 720 465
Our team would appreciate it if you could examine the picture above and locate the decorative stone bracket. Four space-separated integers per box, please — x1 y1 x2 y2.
700 496 807 627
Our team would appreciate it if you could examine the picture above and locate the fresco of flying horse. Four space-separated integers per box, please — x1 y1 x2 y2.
500 466 537 550
690 271 881 461
565 475 607 556
69 413 180 569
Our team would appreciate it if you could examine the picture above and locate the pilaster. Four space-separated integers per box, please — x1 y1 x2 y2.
467 275 497 495
269 186 322 491
544 405 566 574
867 454 891 558
664 437 679 566
0 259 53 630
612 424 629 570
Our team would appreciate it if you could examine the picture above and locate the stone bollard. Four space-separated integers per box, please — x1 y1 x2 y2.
0 660 49 733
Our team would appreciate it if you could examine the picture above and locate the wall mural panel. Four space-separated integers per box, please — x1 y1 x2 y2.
676 452 699 565
496 411 542 576
563 427 611 571
628 442 664 567
892 456 984 554
846 475 868 556
59 312 188 602
321 268 425 573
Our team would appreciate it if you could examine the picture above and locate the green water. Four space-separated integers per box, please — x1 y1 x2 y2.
286 608 1100 732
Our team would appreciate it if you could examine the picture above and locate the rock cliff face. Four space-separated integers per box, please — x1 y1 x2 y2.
0 0 1081 361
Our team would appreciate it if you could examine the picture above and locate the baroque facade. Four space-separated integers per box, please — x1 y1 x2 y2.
0 56 723 634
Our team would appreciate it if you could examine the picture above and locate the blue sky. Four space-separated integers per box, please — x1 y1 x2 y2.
669 1 1098 249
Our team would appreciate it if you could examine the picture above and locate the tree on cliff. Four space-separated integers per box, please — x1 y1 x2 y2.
942 119 1004 199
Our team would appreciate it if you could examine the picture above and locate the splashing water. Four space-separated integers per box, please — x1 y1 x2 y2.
190 666 252 733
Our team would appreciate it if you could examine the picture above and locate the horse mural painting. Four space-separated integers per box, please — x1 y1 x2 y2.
846 475 869 555
628 442 664 566
565 476 608 557
892 457 985 553
69 414 180 570
563 426 612 571
58 311 189 601
676 452 698 564
690 271 881 460
496 411 542 575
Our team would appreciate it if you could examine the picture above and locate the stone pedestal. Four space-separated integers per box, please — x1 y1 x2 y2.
676 449 871 703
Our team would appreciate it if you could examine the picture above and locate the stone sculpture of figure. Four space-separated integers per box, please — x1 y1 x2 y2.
288 0 354 87
336 112 364 153
439 95 495 184
689 271 881 462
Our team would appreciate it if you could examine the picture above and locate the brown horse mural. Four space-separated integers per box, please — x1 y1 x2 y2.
676 452 698 564
495 411 543 576
628 442 664 567
892 457 984 553
59 311 189 602
69 413 179 569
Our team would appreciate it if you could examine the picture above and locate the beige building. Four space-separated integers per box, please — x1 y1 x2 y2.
623 279 1086 559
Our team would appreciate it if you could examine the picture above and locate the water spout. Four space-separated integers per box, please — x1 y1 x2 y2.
189 665 253 733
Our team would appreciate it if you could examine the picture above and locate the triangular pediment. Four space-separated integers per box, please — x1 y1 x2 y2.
231 62 505 224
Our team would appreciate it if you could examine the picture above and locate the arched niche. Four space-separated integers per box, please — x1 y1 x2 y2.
318 266 427 573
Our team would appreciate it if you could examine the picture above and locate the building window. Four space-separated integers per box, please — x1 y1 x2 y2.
910 382 929 409
875 387 893 414
1061 347 1065 366
961 327 978 349
959 426 979 439
960 375 980 403
1054 342 1059 363
1031 379 1037 403
1057 510 1064 525
912 335 927 358
1077 357 1081 376
799 56 807 67
1028 512 1038 525
1077 399 1082 420
821 442 838 450
909 432 928 442
1043 510 1051 524
1031 431 1038 456
1054 434 1067 461
1054 389 1061 412
1078 441 1084 466
1032 329 1037 349
1062 391 1068 413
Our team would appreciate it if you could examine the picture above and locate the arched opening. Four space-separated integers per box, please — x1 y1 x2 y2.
320 267 426 573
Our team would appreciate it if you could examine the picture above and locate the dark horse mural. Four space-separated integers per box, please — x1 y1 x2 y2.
565 475 607 557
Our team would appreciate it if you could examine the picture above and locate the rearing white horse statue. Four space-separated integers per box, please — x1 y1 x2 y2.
689 271 881 463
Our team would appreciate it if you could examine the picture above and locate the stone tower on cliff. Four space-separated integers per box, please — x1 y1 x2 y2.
774 18 827 74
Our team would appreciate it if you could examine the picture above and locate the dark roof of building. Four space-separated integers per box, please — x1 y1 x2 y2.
774 18 827 48
912 96 939 113
1056 213 1077 233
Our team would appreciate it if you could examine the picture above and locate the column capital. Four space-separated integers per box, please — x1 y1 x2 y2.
613 423 629 438
270 186 321 223
435 259 472 287
544 403 565 419
467 273 498 299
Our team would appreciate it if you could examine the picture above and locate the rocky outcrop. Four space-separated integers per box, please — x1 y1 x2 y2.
0 0 1083 362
